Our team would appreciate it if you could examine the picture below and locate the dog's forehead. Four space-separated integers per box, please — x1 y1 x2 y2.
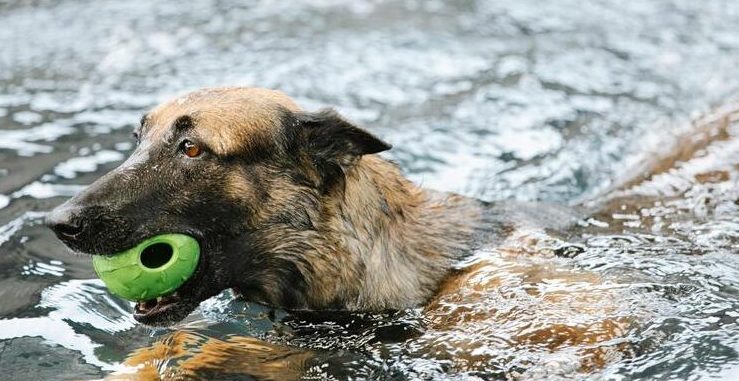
144 87 301 155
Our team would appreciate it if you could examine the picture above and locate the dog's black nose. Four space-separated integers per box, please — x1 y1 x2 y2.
46 205 85 241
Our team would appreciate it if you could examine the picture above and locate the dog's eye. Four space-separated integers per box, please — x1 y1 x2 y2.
132 132 140 144
180 140 202 158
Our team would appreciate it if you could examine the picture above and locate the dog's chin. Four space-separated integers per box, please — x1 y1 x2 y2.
133 291 200 326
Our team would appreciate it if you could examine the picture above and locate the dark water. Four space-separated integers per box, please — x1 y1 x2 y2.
1 0 739 380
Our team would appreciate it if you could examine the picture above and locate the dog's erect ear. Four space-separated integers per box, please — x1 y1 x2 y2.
282 108 391 191
290 108 391 164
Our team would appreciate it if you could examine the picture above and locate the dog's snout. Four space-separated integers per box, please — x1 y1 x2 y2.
46 205 86 240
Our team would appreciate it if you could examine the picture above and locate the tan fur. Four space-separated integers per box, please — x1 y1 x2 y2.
588 100 739 203
425 238 636 374
144 87 301 156
230 154 484 310
313 155 482 309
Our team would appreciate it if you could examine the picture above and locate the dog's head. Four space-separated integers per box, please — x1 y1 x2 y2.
46 87 391 325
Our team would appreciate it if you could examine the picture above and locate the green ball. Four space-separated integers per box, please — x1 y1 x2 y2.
92 234 200 301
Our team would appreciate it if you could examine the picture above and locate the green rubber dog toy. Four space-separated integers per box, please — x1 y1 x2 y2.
92 234 200 301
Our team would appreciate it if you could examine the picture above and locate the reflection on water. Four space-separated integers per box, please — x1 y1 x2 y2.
1 0 739 380
109 331 313 381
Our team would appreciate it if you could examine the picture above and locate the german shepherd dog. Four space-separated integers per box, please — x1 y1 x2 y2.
46 88 739 379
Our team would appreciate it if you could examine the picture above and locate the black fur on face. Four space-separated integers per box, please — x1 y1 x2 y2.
46 107 390 325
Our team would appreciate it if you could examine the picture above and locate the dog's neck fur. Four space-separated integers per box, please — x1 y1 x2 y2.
301 156 484 310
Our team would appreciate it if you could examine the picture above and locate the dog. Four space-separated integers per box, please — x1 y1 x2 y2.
46 88 739 379
45 87 512 324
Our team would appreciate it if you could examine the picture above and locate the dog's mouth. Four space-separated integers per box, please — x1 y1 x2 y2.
132 258 208 325
132 285 206 326
131 238 217 326
134 292 183 319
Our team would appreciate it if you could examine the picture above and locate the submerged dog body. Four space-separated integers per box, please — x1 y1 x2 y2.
47 87 539 324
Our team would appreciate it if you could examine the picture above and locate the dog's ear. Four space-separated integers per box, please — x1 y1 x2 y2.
283 108 391 190
288 108 391 164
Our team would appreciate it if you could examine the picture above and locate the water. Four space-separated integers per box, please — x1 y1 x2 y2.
1 0 739 379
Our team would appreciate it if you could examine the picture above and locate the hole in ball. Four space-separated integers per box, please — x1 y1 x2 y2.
140 243 173 269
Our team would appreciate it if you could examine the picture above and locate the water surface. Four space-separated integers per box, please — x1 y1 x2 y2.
1 0 739 379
